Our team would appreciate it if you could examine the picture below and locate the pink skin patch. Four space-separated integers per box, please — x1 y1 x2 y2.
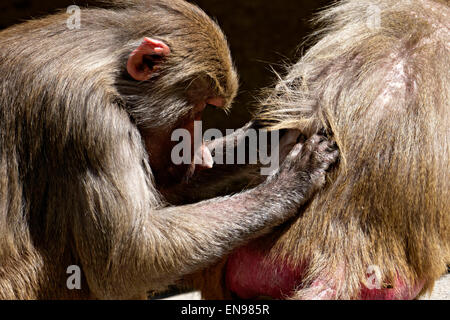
226 243 424 300
225 243 306 299
359 278 425 300
206 97 226 108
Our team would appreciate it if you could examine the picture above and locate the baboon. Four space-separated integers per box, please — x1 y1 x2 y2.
0 0 339 299
191 0 450 300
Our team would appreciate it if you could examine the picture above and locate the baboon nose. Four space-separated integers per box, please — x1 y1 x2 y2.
206 97 226 108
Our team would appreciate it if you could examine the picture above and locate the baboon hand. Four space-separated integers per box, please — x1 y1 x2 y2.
278 134 339 190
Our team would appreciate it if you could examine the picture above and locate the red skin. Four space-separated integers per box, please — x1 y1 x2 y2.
226 243 424 300
226 244 305 299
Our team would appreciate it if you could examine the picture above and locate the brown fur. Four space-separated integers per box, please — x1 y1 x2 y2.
194 0 449 299
0 0 338 299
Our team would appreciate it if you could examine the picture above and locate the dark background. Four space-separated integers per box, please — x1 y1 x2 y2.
0 0 333 130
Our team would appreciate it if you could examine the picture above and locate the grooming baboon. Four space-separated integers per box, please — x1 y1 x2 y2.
190 0 450 300
0 0 339 299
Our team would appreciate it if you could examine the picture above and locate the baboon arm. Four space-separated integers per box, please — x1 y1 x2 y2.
160 164 262 204
163 126 303 205
148 181 302 280
73 167 311 298
68 117 334 298
161 122 263 204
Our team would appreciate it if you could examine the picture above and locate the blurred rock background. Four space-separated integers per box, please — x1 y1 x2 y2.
0 0 332 131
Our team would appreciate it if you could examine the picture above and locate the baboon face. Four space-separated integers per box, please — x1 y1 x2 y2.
139 90 226 187
114 8 239 187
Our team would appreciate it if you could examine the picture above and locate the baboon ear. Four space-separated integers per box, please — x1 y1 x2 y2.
127 37 171 81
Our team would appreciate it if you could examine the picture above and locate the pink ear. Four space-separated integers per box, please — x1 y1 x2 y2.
127 38 171 81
